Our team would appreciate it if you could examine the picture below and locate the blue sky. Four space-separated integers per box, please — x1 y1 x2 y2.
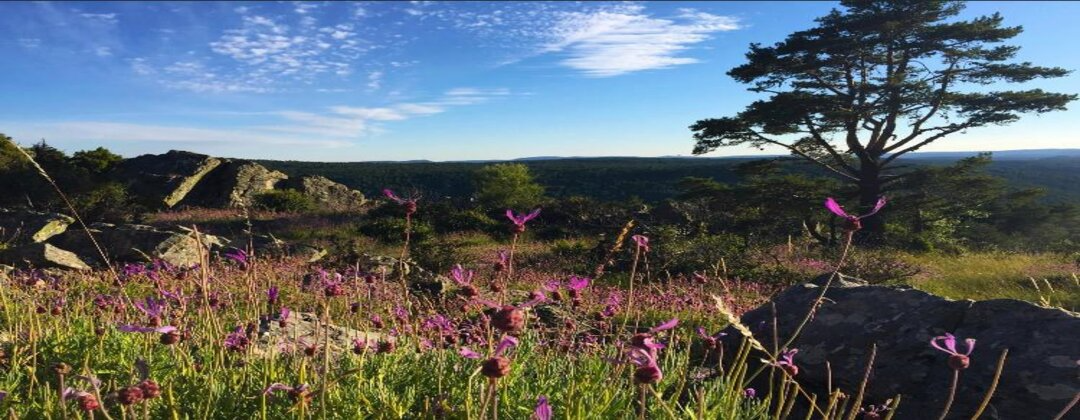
1 1 1078 161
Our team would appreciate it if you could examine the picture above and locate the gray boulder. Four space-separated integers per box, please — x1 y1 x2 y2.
281 175 365 210
256 312 389 357
0 243 91 270
51 224 228 267
0 209 75 244
183 160 288 208
356 254 447 295
117 150 222 208
719 276 1080 419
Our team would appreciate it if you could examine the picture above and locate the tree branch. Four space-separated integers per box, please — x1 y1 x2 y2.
803 116 859 175
746 129 861 181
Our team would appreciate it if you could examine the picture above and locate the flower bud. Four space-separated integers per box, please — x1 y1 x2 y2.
948 354 970 370
633 365 662 384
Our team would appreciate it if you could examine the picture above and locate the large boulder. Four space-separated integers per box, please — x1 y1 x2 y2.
719 276 1080 419
183 160 288 208
118 151 222 208
0 243 91 270
51 224 228 267
280 175 365 210
0 209 74 244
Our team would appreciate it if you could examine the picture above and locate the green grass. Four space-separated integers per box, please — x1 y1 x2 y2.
903 252 1080 311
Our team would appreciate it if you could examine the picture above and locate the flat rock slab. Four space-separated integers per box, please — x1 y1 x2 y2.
256 312 387 357
0 209 74 244
0 243 91 270
719 276 1079 420
51 223 228 267
281 175 366 210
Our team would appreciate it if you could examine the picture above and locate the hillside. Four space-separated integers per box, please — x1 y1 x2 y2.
258 151 1080 203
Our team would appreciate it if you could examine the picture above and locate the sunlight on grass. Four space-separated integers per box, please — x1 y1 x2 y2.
904 252 1080 312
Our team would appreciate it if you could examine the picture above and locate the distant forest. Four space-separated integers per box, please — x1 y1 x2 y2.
259 154 1080 203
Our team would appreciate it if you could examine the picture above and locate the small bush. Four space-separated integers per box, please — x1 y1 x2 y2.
254 189 316 213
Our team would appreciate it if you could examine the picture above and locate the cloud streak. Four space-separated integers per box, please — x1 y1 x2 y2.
3 87 510 148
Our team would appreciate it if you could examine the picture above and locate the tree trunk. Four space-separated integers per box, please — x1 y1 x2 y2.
858 162 886 241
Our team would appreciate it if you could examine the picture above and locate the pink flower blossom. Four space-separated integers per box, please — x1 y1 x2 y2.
383 189 419 215
506 208 541 232
824 197 887 231
631 234 650 252
930 333 975 370
534 396 552 420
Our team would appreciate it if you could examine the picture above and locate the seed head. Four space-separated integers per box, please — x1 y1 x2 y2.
117 386 144 405
491 306 524 334
52 362 73 376
77 394 100 412
159 330 181 345
138 380 161 399
481 356 511 378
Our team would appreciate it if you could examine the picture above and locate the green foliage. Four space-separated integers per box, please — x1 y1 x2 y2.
254 189 316 213
70 147 123 175
73 182 141 222
357 216 434 244
650 225 746 276
473 163 545 210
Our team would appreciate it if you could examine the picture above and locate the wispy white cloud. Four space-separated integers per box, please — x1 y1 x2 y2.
366 71 384 90
277 87 511 136
134 9 371 93
79 12 118 25
421 3 740 77
1 121 351 148
18 38 42 49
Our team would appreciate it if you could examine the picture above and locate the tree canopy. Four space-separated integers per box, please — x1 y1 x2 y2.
690 0 1076 235
473 163 546 210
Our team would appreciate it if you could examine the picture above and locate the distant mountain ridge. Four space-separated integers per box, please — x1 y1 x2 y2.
507 149 1080 163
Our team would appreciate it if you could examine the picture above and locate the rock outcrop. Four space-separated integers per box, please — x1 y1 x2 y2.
183 161 288 208
118 150 222 208
281 175 365 210
51 224 228 267
0 243 91 270
719 276 1080 420
0 209 75 244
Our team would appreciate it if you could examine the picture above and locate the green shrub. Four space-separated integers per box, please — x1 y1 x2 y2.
434 208 499 233
255 189 316 213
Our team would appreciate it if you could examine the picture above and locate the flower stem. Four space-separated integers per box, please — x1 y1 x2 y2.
1051 391 1079 420
937 369 960 420
970 348 1008 420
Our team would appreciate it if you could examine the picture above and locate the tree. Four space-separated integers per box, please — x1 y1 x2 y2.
690 0 1075 236
473 163 546 210
71 147 123 175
